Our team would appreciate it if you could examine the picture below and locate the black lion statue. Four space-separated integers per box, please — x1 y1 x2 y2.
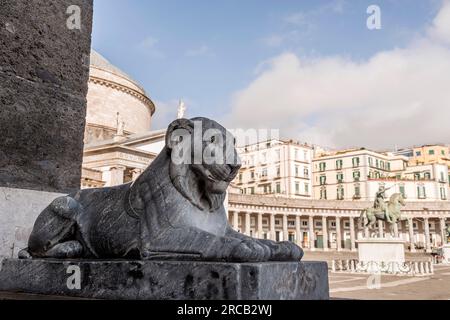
19 117 303 262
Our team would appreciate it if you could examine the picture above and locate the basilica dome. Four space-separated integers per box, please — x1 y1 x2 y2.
84 50 156 144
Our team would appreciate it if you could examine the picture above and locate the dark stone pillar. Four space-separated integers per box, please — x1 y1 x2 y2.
0 0 94 193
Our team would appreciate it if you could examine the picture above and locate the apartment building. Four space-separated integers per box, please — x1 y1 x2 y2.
234 139 314 198
313 148 449 201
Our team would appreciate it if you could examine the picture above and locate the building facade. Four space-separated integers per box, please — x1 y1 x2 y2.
228 194 450 253
235 139 314 198
312 148 449 202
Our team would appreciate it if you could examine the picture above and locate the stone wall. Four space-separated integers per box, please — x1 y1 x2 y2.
0 0 93 194
0 188 61 258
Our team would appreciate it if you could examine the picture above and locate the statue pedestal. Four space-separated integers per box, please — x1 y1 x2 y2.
0 259 329 300
442 244 450 264
356 238 406 273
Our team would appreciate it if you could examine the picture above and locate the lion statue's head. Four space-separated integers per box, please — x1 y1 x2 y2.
165 117 241 212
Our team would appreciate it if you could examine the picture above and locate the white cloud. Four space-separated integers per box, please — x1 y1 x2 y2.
226 1 450 150
137 36 165 59
151 99 179 130
185 45 212 57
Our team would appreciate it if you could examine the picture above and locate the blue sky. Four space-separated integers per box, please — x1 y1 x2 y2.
92 0 449 149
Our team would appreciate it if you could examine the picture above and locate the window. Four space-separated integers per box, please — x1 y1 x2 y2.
414 172 420 180
319 175 327 185
320 188 327 200
315 221 323 228
295 183 300 194
368 157 373 166
302 221 308 227
424 172 431 180
429 150 435 155
250 171 255 180
304 151 308 161
387 163 391 171
276 183 281 194
249 187 255 195
416 151 421 156
294 149 299 160
336 159 343 170
262 184 271 194
352 157 360 167
336 172 344 183
380 161 384 170
417 185 426 199
295 166 300 177
375 159 379 168
319 162 326 172
304 183 309 194
304 167 309 178
353 171 361 181
440 172 445 182
354 184 361 198
276 166 281 177
261 168 268 178
275 220 281 226
399 185 406 198
261 152 267 164
275 149 281 161
337 186 344 200
238 173 242 182
288 220 295 227
440 187 447 200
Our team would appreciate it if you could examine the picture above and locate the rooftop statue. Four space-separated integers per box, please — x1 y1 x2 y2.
19 117 303 262
360 186 407 237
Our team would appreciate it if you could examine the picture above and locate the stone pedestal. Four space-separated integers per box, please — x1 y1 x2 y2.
356 238 406 273
442 244 450 264
0 259 329 300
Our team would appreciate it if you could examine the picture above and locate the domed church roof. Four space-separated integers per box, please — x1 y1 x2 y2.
89 50 150 100
84 50 156 144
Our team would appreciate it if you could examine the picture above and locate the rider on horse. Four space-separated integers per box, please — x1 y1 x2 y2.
373 185 394 223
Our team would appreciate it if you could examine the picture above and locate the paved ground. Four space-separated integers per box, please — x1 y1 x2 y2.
329 264 450 300
302 250 450 300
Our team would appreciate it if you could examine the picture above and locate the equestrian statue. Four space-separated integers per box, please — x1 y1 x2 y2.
359 186 407 237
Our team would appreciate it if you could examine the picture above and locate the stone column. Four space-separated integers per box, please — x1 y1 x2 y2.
336 217 342 252
282 214 289 241
110 166 126 186
244 213 251 236
309 216 315 251
131 168 143 181
270 214 276 241
424 218 431 253
393 222 399 238
233 212 239 232
0 0 94 258
408 218 416 253
322 216 328 251
349 217 356 252
440 218 447 245
378 220 384 238
257 213 264 239
295 215 302 247
0 0 94 193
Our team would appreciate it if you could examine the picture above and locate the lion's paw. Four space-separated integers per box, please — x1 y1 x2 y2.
229 240 271 262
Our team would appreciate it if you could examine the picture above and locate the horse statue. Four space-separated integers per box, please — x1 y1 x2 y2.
359 193 407 237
